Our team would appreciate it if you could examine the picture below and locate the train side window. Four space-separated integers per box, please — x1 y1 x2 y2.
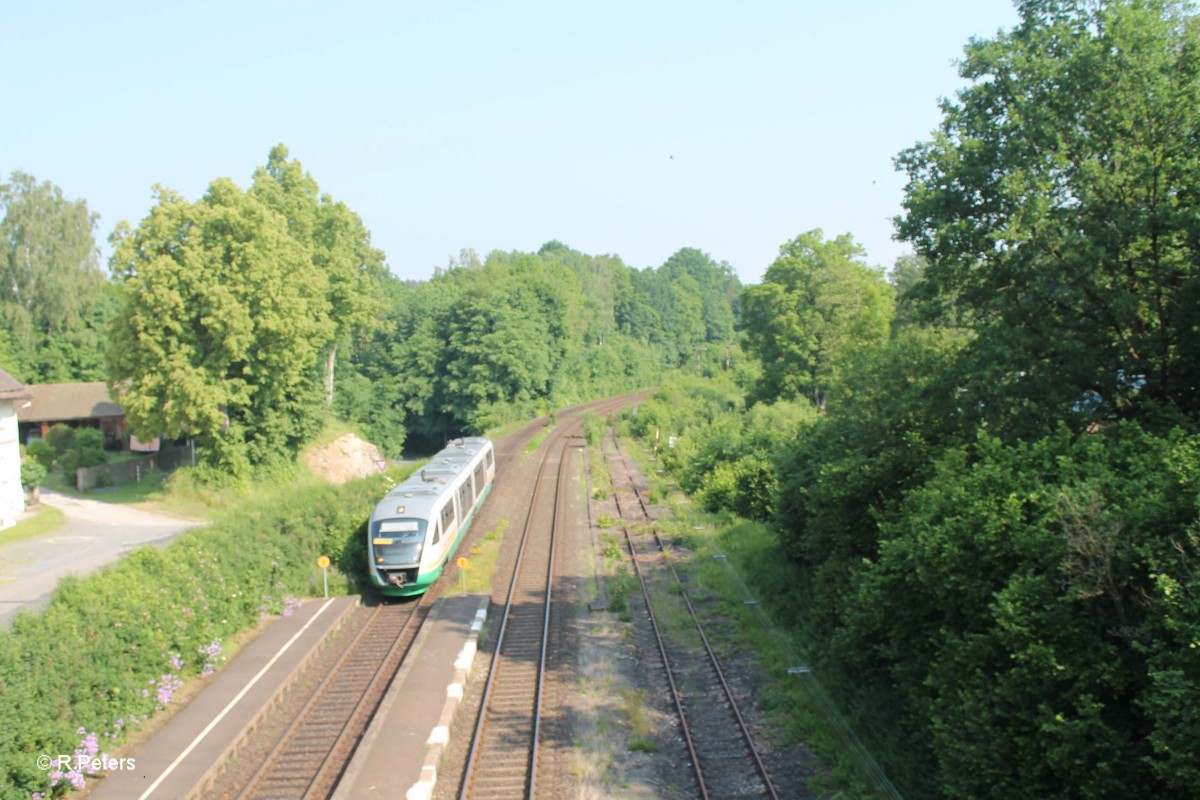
486 449 494 470
441 500 456 531
431 521 440 545
474 463 485 494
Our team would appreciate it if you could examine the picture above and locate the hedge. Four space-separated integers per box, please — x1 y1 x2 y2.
0 472 390 800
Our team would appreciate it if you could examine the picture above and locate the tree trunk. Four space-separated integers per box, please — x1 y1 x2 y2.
325 345 336 407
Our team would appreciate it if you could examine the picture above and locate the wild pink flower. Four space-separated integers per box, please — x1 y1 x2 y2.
156 673 183 705
199 639 223 675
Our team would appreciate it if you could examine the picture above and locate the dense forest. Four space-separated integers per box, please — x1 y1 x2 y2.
4 0 1200 797
1 145 740 471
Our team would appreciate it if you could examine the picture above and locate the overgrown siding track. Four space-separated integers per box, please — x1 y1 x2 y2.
606 430 781 800
235 597 434 800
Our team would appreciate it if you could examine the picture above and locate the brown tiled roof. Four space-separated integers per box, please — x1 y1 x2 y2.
0 367 29 401
15 382 124 423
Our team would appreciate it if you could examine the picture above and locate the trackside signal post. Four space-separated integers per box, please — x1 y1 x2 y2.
317 555 330 598
458 557 470 596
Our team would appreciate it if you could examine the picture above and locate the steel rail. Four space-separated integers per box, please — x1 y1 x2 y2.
531 436 568 798
458 431 569 799
608 452 709 799
610 429 781 800
235 598 426 800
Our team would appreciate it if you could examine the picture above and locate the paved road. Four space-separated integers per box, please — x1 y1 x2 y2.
0 490 199 628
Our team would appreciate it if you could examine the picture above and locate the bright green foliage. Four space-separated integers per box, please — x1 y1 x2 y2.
841 424 1200 799
352 242 734 452
741 230 894 410
615 249 737 365
379 253 575 443
580 410 605 447
628 372 814 522
19 455 46 490
659 247 739 343
0 172 108 382
896 0 1200 427
887 253 937 332
250 145 386 407
0 472 386 800
44 423 75 458
108 179 334 474
23 440 54 471
58 428 107 476
774 328 969 610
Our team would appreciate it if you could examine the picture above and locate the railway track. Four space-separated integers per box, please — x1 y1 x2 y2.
234 596 434 800
606 429 781 800
457 427 576 799
225 395 637 800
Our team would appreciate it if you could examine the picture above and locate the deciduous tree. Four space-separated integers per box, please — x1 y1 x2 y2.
107 180 333 474
741 230 893 410
896 0 1200 427
0 172 105 380
251 145 385 406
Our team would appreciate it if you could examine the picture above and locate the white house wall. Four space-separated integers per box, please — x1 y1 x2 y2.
0 400 23 530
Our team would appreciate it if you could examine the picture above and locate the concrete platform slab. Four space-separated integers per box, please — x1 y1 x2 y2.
88 595 357 800
333 593 489 800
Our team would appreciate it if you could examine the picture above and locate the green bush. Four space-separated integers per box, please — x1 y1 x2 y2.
44 424 75 457
633 374 813 522
0 472 389 800
840 424 1200 799
580 410 604 447
23 440 55 470
19 457 47 490
59 429 107 477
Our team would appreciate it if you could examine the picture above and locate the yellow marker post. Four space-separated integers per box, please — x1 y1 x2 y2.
317 555 331 598
457 557 470 596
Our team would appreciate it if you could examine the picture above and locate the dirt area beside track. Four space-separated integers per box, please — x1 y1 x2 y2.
434 422 822 798
301 433 389 484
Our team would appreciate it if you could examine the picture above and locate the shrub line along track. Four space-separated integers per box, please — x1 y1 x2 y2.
607 429 781 800
235 589 438 799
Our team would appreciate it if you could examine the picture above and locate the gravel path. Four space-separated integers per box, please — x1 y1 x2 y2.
0 489 198 627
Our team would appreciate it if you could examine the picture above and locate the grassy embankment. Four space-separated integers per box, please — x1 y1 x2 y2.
0 422 413 800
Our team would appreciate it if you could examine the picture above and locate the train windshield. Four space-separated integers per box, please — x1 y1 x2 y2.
371 519 426 566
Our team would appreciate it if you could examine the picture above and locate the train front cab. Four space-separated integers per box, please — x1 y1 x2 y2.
370 514 438 597
370 439 495 597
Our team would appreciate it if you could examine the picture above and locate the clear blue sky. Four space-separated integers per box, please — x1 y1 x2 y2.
3 1 1019 284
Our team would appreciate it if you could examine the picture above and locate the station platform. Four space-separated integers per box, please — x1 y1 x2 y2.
88 595 358 800
333 593 489 800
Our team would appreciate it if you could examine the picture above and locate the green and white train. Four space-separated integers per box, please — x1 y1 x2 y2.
368 437 495 597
